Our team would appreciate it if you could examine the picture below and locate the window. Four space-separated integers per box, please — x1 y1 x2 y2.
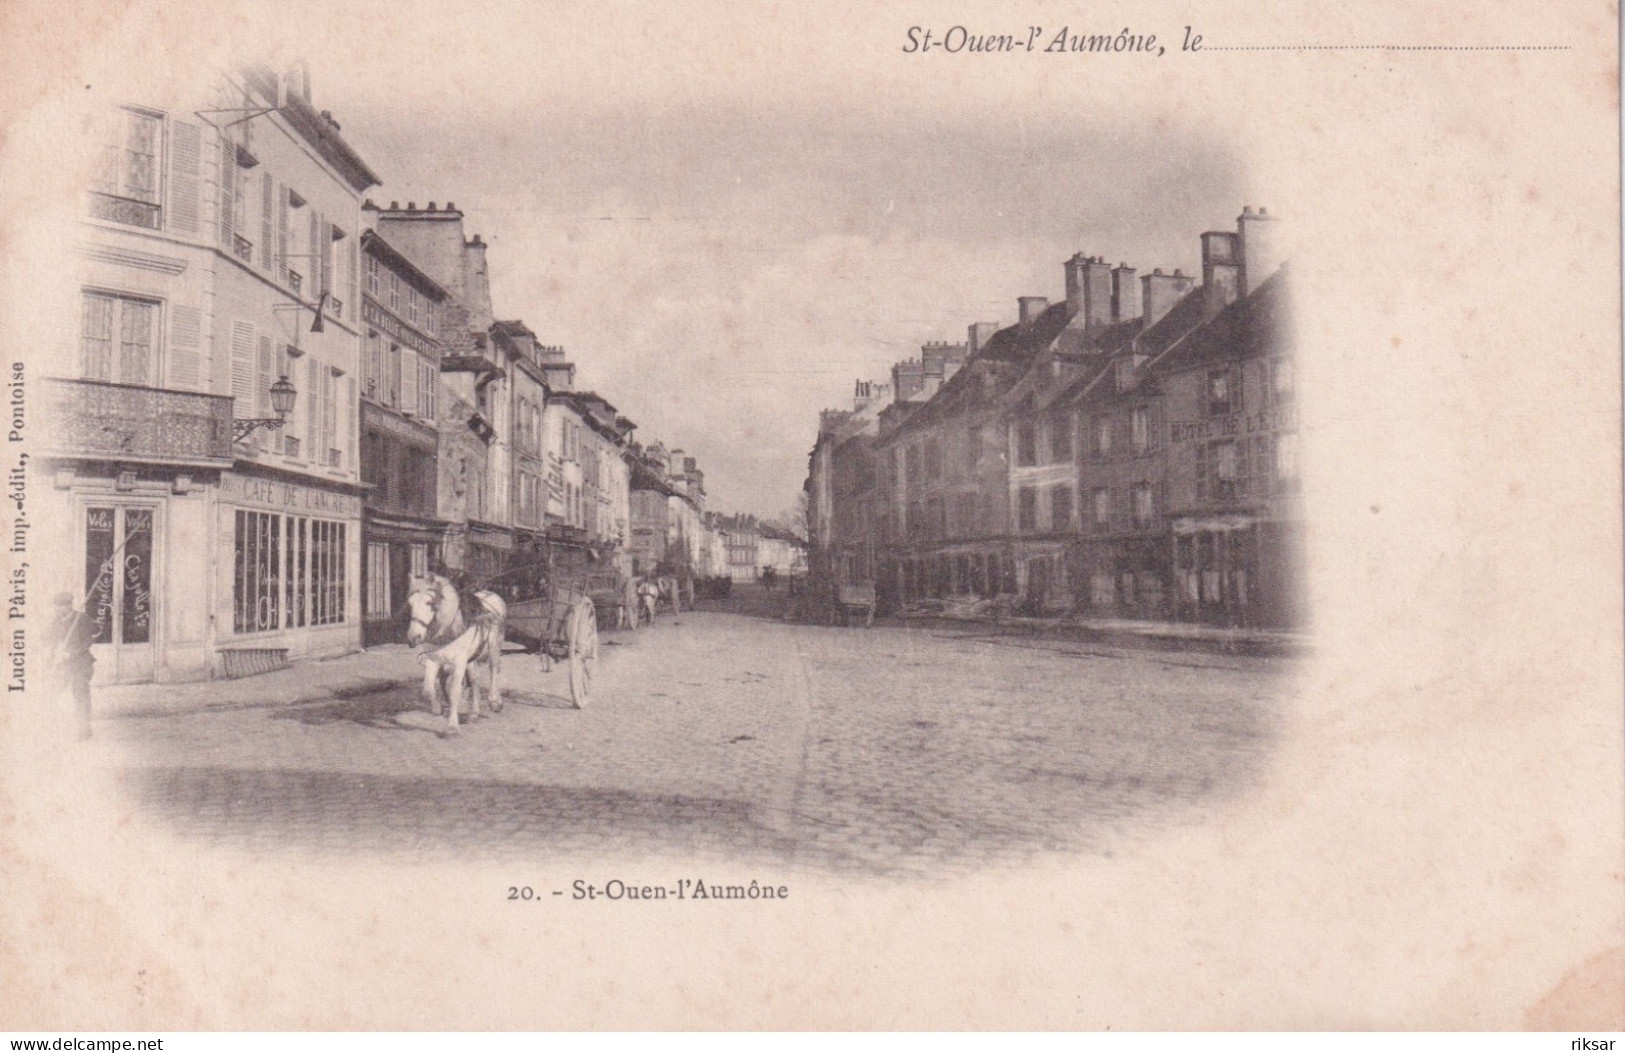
905 444 922 483
1206 440 1239 500
1018 487 1037 532
424 299 438 337
90 107 162 229
407 285 420 325
1092 487 1111 525
364 331 383 400
418 361 436 421
387 345 402 408
1115 358 1136 394
1131 407 1151 453
1051 485 1073 531
924 439 943 480
1275 432 1299 482
1207 368 1238 416
366 542 390 617
1093 415 1113 457
1133 483 1155 526
365 253 380 297
410 543 429 579
1268 357 1295 405
82 506 153 646
966 426 981 471
388 271 401 312
80 291 159 385
1049 412 1073 462
1016 422 1037 466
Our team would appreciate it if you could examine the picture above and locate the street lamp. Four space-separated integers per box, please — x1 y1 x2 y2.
232 375 298 443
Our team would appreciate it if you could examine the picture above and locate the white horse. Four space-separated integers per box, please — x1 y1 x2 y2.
406 574 507 736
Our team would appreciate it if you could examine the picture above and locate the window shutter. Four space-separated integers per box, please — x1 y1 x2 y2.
1237 435 1251 496
346 237 358 312
169 304 201 389
402 350 418 415
346 376 356 470
277 185 289 282
260 173 274 270
216 137 236 248
323 368 337 461
308 209 322 295
170 119 201 236
1195 443 1208 500
307 358 320 451
320 218 333 301
256 334 274 417
230 321 256 415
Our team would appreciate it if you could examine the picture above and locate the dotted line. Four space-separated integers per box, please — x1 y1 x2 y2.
1204 44 1571 51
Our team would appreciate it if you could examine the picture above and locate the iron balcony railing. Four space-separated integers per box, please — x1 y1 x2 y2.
45 377 234 464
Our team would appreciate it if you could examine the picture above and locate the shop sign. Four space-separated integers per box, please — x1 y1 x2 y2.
221 473 361 517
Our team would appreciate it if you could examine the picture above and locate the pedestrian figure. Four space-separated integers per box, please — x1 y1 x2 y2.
47 593 96 740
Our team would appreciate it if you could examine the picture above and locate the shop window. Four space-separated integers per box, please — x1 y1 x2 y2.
234 511 347 633
366 542 390 618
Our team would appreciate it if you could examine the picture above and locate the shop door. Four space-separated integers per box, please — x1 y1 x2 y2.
84 505 157 683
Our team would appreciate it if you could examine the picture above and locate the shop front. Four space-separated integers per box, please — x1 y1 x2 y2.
216 469 364 672
363 510 446 647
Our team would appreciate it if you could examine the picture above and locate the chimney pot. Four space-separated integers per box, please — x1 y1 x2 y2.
390 200 400 209
428 201 437 210
1243 205 1254 215
407 202 417 211
1259 206 1269 215
446 201 455 210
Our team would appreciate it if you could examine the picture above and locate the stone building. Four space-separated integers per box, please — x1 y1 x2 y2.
357 228 453 644
44 65 378 682
809 206 1300 628
370 201 511 583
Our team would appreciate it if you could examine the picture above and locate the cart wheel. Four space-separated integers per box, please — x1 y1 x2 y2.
568 599 598 708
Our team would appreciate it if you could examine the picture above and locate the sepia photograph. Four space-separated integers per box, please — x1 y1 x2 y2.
1 0 1619 1033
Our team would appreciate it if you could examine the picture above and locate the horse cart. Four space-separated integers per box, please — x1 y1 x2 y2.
831 580 877 628
504 583 600 707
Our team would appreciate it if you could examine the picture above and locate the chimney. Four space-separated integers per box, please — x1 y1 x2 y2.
1111 264 1140 322
892 359 925 402
1063 254 1113 330
1201 231 1242 318
1018 296 1049 327
1238 205 1283 295
967 322 999 356
1141 268 1196 328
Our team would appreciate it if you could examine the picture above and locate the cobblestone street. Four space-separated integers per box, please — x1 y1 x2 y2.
103 591 1296 877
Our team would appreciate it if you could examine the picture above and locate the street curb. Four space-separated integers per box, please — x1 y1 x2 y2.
102 674 419 720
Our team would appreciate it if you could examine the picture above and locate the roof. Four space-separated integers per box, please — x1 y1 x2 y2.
360 230 451 302
1149 266 1291 375
246 68 382 192
886 301 1079 439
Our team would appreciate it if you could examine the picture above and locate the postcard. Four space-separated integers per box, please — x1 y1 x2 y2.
0 0 1619 1031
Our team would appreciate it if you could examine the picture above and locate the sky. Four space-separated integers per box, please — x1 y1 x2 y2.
71 2 1252 518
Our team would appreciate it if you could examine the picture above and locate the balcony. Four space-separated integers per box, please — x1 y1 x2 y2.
45 378 233 466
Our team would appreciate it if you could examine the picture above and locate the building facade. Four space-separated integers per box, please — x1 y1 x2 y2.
357 229 451 645
45 66 378 683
